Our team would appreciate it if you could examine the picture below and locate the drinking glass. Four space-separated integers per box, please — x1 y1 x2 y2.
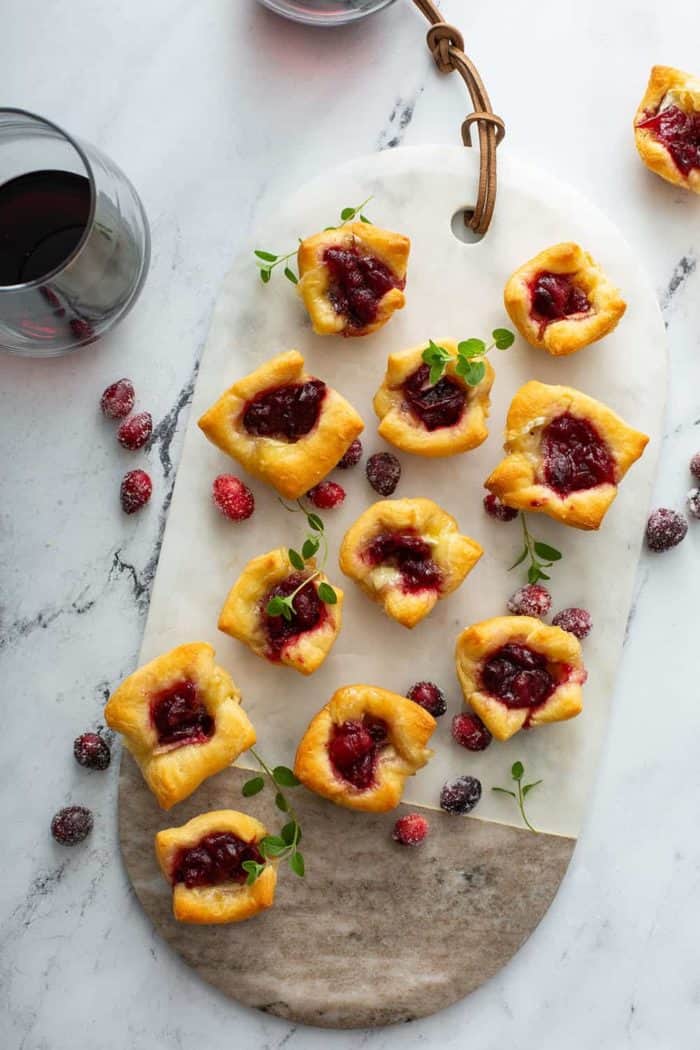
256 0 396 26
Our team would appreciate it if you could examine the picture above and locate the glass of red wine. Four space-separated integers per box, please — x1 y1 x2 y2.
0 109 150 356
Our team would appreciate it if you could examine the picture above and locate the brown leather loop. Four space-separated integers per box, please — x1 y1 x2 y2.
426 22 465 73
461 112 506 147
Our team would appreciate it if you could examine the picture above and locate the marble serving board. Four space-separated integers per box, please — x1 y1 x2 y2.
120 146 666 1026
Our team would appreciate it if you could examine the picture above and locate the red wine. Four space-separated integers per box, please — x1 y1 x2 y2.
0 169 91 286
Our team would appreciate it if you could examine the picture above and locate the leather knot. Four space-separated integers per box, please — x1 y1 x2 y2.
461 112 506 147
426 22 465 74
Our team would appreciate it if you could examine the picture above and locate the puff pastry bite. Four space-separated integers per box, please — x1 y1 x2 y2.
198 350 364 500
155 810 276 924
218 548 343 675
297 222 410 337
339 498 483 628
104 643 256 810
634 65 700 194
485 381 648 530
504 243 626 356
455 616 586 741
294 684 435 812
373 340 494 456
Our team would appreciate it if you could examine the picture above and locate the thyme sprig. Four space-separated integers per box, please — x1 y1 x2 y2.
492 760 542 833
266 499 337 620
421 328 515 387
509 512 563 585
242 748 304 880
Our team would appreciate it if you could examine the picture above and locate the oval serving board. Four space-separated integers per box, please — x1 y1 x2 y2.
119 146 666 1027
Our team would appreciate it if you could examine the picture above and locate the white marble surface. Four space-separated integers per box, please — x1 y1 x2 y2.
1 1 698 1047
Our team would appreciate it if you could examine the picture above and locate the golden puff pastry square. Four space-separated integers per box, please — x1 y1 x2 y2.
634 65 700 194
455 616 587 742
297 222 410 337
373 340 494 457
485 381 648 531
294 684 435 812
198 350 364 500
155 810 277 924
339 498 483 628
218 547 343 675
104 643 255 810
504 242 626 356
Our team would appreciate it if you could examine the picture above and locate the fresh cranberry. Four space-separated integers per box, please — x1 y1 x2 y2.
212 475 255 522
687 489 700 520
481 643 556 708
70 318 94 341
440 776 482 814
328 715 388 790
264 573 324 657
242 380 326 441
406 681 447 717
638 105 700 177
542 413 615 497
173 832 264 888
552 607 593 639
51 805 93 845
451 712 492 751
337 438 363 469
507 583 552 618
364 531 442 593
73 732 111 770
366 451 401 496
150 680 214 747
402 364 466 431
529 271 590 331
646 508 688 551
323 245 402 329
100 378 135 419
307 481 346 510
483 493 518 522
392 813 429 846
690 453 700 481
117 411 152 451
120 469 152 514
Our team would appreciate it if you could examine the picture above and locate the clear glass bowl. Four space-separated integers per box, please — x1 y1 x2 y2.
256 0 396 27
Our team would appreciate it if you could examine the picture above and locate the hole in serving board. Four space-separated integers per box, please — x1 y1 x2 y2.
450 208 484 243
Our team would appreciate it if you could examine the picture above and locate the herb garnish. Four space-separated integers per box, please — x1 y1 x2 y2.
265 499 337 621
421 328 515 387
509 512 563 584
242 748 304 880
492 760 542 833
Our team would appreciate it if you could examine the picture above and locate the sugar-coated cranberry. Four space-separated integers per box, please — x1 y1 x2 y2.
402 364 466 431
440 776 482 815
243 380 326 441
507 583 552 618
336 438 363 470
392 813 429 846
366 452 401 496
73 732 111 770
117 411 152 451
451 712 492 751
542 413 615 497
100 378 135 419
481 643 556 708
686 489 700 520
212 475 255 522
406 681 447 717
552 607 592 640
307 481 346 510
483 493 518 522
51 805 93 845
690 453 700 481
120 469 152 514
646 508 688 552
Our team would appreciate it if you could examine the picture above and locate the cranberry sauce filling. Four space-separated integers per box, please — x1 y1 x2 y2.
327 715 389 790
150 680 214 748
529 271 591 333
541 412 615 497
242 379 326 441
363 531 442 594
323 245 402 329
481 643 556 709
173 832 264 889
638 104 700 177
263 572 325 657
402 363 467 431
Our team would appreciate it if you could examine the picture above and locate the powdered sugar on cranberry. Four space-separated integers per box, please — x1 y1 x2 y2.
307 481 346 510
337 439 362 470
686 489 700 520
483 493 518 522
552 607 592 639
212 475 254 522
690 453 700 481
117 411 152 451
366 452 401 496
120 469 152 514
392 812 429 846
646 508 687 551
406 681 447 717
507 583 552 617
451 711 492 751
100 378 135 419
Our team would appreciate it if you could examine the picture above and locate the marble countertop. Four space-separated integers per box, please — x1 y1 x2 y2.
2 1 698 1047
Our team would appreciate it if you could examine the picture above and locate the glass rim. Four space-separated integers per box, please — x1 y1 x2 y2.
0 107 97 293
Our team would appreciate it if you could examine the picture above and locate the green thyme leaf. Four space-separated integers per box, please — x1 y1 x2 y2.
462 359 486 386
275 791 289 813
360 214 372 223
511 761 524 781
260 268 271 284
273 766 301 787
492 787 517 799
266 596 287 617
254 250 277 262
509 548 529 570
302 537 320 560
242 860 265 885
289 851 305 877
284 266 298 284
457 338 486 358
307 512 324 532
318 582 337 605
281 821 300 845
288 548 305 571
242 776 265 797
522 780 543 797
428 363 443 386
340 206 356 221
533 541 562 562
492 327 515 349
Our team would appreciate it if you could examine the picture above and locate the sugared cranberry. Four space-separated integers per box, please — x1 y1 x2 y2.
366 452 401 496
364 532 442 593
70 318 94 341
481 643 556 708
243 380 326 441
73 732 111 770
687 489 700 520
173 832 264 888
552 607 592 640
212 475 255 522
507 583 552 618
100 378 135 419
638 105 700 177
542 413 615 497
337 438 362 470
451 712 492 751
530 271 590 329
483 493 518 522
307 481 346 510
151 680 214 747
402 364 466 431
51 805 93 845
328 715 388 790
264 573 324 656
120 469 152 514
440 776 482 814
392 813 429 846
406 681 447 717
646 508 688 552
117 411 152 451
690 453 700 481
323 246 401 329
